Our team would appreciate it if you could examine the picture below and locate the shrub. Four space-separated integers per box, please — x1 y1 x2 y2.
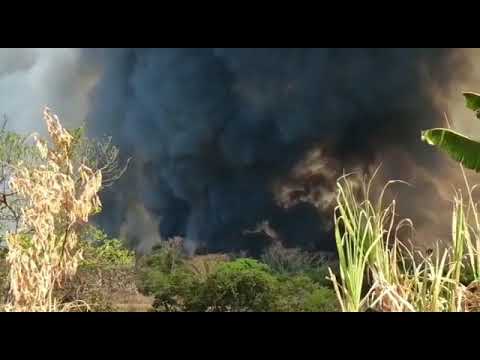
261 242 319 274
303 267 333 288
150 268 202 312
195 259 277 312
303 287 340 312
81 239 135 269
141 238 185 274
79 226 135 269
271 274 317 312
145 257 278 312
141 250 341 312
272 274 339 312
261 242 332 287
186 254 229 281
136 238 186 296
57 227 138 312
58 261 139 312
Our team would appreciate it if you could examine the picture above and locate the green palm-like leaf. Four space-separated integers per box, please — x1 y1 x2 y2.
421 128 480 172
463 92 480 118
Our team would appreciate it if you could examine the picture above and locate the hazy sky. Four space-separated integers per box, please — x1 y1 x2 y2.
0 48 98 134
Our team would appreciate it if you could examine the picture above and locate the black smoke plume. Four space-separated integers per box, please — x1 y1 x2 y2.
82 48 471 255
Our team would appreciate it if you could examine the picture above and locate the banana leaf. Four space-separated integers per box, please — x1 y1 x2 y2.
421 128 480 172
463 92 480 118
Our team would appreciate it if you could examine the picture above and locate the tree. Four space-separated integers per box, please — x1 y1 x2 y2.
0 116 129 245
0 121 39 234
421 92 480 171
5 108 103 311
186 259 278 312
68 125 130 189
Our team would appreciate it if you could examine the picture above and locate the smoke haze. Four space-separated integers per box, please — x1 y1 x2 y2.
4 48 480 255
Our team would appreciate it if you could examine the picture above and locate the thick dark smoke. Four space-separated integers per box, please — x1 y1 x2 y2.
82 48 470 255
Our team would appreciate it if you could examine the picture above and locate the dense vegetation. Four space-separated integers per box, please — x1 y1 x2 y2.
1 229 339 312
136 240 338 312
3 91 480 311
326 91 480 312
0 107 339 311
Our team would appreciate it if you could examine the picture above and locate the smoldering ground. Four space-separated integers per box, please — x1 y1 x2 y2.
2 48 480 255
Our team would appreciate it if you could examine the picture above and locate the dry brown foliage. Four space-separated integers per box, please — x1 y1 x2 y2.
4 108 102 312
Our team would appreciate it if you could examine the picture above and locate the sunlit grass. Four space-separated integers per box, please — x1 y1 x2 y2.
330 165 480 312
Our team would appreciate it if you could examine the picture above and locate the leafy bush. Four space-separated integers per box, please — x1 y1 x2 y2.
149 268 202 312
82 239 135 269
79 226 135 269
142 257 277 312
186 254 229 281
303 267 333 288
139 248 234 312
271 274 339 312
56 227 139 312
136 239 186 296
303 287 340 312
261 242 332 287
196 259 277 312
1 230 139 312
58 267 138 312
140 251 341 312
140 238 185 274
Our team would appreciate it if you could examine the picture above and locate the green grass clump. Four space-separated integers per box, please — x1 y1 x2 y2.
330 166 480 312
328 168 404 312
